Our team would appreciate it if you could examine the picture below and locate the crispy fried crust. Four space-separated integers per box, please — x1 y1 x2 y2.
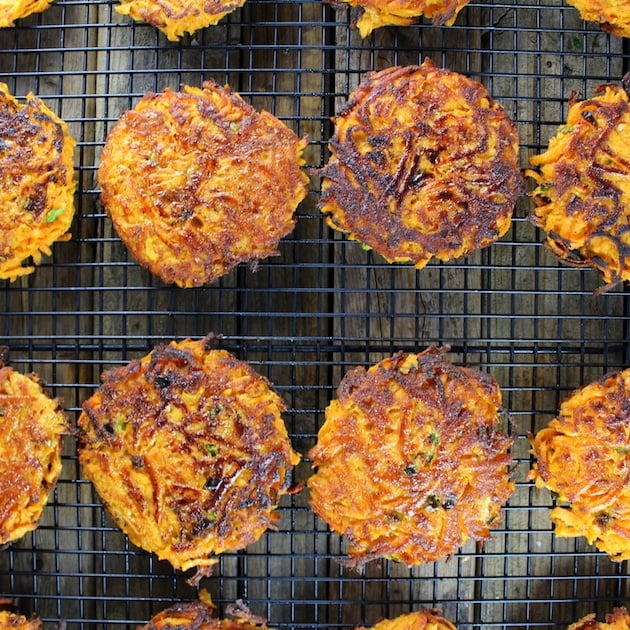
0 0 54 27
569 608 630 630
115 0 246 41
565 0 630 38
138 593 270 630
320 61 521 268
98 81 309 288
338 0 470 38
0 83 76 281
356 610 457 630
529 369 630 561
307 348 515 567
527 78 630 289
0 610 42 629
78 338 300 584
0 365 67 546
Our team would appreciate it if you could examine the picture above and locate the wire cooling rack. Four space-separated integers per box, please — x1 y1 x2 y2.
1 0 629 627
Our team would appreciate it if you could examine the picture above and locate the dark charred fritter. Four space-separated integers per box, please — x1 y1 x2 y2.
568 608 630 630
529 368 630 562
0 83 76 281
78 338 300 584
339 0 470 38
307 347 515 567
564 0 630 38
319 60 521 269
98 81 309 288
527 78 630 290
356 610 457 630
0 364 67 546
114 0 246 41
0 0 55 27
138 591 271 630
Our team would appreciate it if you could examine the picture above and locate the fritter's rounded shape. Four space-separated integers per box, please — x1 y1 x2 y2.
0 0 54 27
340 0 470 38
78 337 300 584
307 347 515 567
356 610 457 630
529 368 630 561
0 610 42 629
98 81 309 288
319 60 521 269
0 364 67 546
565 0 630 38
138 593 270 630
569 608 630 630
0 83 76 282
114 0 246 41
527 78 630 289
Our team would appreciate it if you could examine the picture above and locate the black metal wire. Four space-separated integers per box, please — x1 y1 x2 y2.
1 0 630 627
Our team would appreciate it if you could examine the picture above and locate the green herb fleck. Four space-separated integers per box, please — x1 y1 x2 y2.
229 121 240 132
45 208 65 223
115 417 128 432
0 408 4 416
559 125 575 134
425 494 442 511
204 443 218 456
428 432 440 445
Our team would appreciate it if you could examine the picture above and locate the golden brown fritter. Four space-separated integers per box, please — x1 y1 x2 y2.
0 610 42 629
320 61 521 269
569 608 630 630
307 347 515 568
527 77 630 290
115 0 246 41
529 368 630 562
0 83 76 282
78 337 300 585
138 591 271 630
565 0 630 38
0 363 67 546
338 0 470 38
98 81 309 288
0 0 55 27
356 610 457 630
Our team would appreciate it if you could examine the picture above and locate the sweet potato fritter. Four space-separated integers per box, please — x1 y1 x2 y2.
527 77 630 289
0 610 42 629
320 61 521 269
78 338 299 584
98 81 309 288
0 83 76 282
307 347 515 567
0 364 67 546
356 610 457 630
0 0 54 27
138 591 271 630
529 369 630 561
565 0 630 38
569 608 630 630
339 0 470 38
115 0 246 41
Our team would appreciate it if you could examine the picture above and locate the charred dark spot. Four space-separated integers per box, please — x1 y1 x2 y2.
443 495 457 510
403 464 417 476
153 375 172 389
581 109 597 124
131 456 144 469
204 476 222 491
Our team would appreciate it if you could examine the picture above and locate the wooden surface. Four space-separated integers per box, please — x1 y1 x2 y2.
0 0 629 627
